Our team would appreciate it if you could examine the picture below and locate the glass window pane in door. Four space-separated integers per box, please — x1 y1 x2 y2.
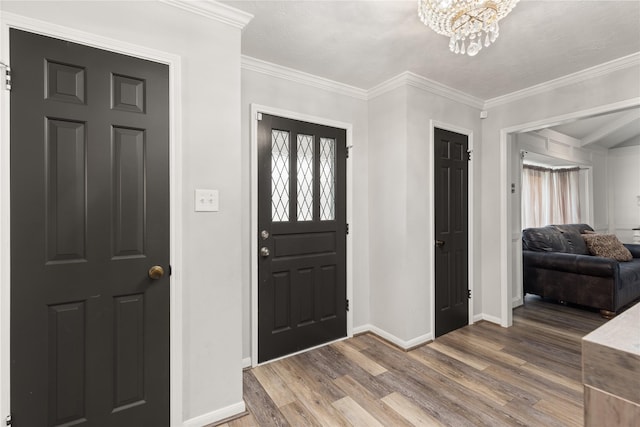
319 138 336 221
297 134 314 221
272 130 290 222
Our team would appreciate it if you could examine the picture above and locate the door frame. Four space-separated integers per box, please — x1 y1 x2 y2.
498 98 640 328
429 120 475 338
0 14 184 426
250 104 353 367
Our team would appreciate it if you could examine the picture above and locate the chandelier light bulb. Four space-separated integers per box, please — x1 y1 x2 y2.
418 0 519 56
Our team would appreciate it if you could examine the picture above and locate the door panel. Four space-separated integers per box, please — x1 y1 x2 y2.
258 114 347 363
434 128 469 338
10 29 170 426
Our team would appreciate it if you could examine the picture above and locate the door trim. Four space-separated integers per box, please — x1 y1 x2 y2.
429 120 475 338
250 104 353 367
0 14 184 426
498 98 640 329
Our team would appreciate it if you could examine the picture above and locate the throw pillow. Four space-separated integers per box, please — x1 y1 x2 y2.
582 234 633 262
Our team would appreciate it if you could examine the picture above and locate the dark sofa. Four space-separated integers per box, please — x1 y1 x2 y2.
522 224 640 317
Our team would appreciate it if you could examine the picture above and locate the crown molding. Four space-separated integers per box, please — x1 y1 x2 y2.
484 52 640 110
241 56 368 100
242 59 484 108
242 52 639 111
367 71 484 109
160 0 253 30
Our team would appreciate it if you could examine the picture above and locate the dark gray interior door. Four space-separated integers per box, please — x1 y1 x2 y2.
10 29 170 426
434 127 469 338
257 114 347 363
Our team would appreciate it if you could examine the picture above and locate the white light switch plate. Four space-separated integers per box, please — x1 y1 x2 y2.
195 189 219 212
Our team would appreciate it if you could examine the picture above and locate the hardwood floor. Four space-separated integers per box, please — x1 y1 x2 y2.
220 296 607 426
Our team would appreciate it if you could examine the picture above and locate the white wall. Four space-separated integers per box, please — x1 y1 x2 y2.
368 83 482 344
240 67 370 361
368 86 411 341
0 1 247 424
608 145 640 243
480 63 640 323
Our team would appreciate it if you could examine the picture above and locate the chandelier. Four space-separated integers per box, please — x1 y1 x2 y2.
418 0 519 56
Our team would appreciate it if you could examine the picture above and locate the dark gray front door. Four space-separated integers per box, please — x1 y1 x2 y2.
257 114 347 363
10 29 170 426
434 127 469 338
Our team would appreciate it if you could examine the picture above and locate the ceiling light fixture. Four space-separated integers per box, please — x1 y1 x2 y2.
418 0 519 56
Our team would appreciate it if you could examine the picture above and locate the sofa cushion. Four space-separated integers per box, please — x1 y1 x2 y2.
522 226 566 252
554 223 594 235
522 224 592 254
583 234 633 262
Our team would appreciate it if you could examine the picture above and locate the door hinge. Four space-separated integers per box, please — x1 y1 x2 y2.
5 414 12 426
467 149 472 161
467 289 471 299
346 145 352 159
0 62 11 91
346 223 349 234
256 112 263 121
346 299 350 311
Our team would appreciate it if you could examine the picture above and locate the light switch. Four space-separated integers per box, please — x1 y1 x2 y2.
195 189 219 212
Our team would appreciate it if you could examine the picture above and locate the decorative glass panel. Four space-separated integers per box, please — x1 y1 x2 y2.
272 130 290 222
319 138 336 221
297 134 314 221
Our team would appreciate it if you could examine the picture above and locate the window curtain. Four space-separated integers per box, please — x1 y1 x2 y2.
522 165 581 229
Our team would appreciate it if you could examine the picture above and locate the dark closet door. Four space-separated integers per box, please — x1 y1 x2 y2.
10 29 170 426
257 114 347 363
434 127 469 337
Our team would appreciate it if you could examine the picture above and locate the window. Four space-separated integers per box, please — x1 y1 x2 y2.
521 164 582 229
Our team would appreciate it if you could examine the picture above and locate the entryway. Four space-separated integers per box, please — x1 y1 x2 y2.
10 29 170 426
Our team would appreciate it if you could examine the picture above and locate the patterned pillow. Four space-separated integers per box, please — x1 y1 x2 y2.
582 234 633 262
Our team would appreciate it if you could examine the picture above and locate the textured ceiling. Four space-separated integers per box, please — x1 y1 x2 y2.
225 0 640 100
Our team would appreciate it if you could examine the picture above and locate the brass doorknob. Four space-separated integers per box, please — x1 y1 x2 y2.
148 265 165 280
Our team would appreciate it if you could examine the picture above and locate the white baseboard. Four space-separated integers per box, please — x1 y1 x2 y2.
182 401 246 427
352 324 372 336
352 324 433 350
473 313 502 325
241 357 252 369
512 297 524 308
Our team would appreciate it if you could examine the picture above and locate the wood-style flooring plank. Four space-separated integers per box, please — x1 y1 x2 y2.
232 295 608 426
331 339 387 376
250 364 296 408
381 391 444 426
332 396 385 427
332 374 414 427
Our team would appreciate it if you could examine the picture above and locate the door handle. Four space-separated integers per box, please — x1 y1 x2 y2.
148 265 165 280
435 240 445 248
260 247 270 257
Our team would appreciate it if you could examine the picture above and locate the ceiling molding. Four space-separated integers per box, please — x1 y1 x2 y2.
368 71 484 109
484 52 640 110
242 51 639 113
160 0 253 30
241 56 368 100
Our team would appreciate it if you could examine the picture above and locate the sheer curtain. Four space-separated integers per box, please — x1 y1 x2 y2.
522 165 581 229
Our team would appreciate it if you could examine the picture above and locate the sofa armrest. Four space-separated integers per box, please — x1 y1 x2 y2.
523 250 618 277
624 244 640 258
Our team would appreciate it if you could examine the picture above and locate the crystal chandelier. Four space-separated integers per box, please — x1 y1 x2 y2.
418 0 519 56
